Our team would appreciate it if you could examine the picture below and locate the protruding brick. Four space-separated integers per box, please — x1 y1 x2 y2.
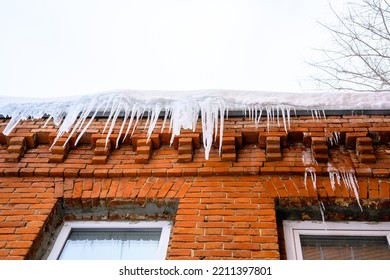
345 132 368 148
178 154 193 163
137 146 152 155
266 153 282 162
48 154 65 163
94 147 110 156
259 132 287 148
95 138 111 148
265 136 282 162
221 153 236 162
178 145 192 155
7 145 24 154
359 154 376 163
311 137 327 146
312 152 328 163
4 153 21 163
221 136 235 146
137 138 152 148
266 137 280 145
357 145 374 154
51 146 69 155
356 137 372 146
92 156 108 164
179 137 193 146
356 136 376 164
9 137 26 146
312 144 328 154
8 132 37 148
266 144 280 153
135 154 150 164
221 145 236 153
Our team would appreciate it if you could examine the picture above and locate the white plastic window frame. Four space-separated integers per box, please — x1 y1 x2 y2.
47 220 172 260
283 220 390 260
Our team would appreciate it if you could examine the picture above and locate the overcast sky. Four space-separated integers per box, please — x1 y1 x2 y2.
0 0 352 98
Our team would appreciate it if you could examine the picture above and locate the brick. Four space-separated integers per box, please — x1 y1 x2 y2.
259 132 287 148
355 168 372 177
178 154 193 163
372 169 389 178
64 169 80 178
221 145 236 153
311 137 327 146
94 169 108 178
266 144 280 153
266 153 282 162
48 154 65 163
93 147 110 156
356 137 372 146
179 137 192 146
51 145 68 155
9 136 26 146
95 138 111 148
312 144 328 153
137 146 151 154
79 169 94 178
34 168 49 176
266 137 280 145
221 153 236 162
313 152 328 163
92 156 107 164
137 138 152 147
135 154 150 164
7 145 24 154
345 132 368 148
108 169 123 178
3 168 20 177
359 154 376 163
178 145 193 155
4 154 21 163
221 136 236 146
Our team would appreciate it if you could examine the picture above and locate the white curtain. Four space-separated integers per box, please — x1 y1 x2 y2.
59 230 161 260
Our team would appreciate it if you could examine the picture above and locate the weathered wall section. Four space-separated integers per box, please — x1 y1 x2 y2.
0 115 389 259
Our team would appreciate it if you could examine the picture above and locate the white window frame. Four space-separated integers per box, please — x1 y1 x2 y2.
47 221 172 260
283 220 390 260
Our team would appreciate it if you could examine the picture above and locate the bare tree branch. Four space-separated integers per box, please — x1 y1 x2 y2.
309 0 390 92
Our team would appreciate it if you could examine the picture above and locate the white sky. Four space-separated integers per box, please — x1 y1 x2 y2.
0 0 351 98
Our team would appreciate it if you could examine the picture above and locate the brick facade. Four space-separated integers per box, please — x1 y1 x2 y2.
0 114 389 259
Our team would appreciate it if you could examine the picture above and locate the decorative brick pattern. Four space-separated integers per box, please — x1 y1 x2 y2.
220 136 237 162
356 136 376 163
5 136 27 163
265 136 282 162
177 137 193 163
135 138 153 164
311 136 329 163
0 114 389 260
48 138 69 163
92 138 112 164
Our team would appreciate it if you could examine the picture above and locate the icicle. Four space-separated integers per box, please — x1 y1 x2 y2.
319 201 326 224
304 167 317 191
327 163 341 191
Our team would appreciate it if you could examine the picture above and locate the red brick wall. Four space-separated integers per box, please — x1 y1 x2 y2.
0 115 389 259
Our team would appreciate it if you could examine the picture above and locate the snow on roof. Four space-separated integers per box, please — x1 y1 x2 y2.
0 90 389 159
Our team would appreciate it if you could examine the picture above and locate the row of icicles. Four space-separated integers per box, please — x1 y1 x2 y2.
1 93 363 219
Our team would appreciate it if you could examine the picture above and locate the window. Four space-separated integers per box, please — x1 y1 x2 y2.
283 221 390 260
47 221 171 260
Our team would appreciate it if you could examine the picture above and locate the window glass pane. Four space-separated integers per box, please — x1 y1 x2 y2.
59 230 161 260
300 235 390 260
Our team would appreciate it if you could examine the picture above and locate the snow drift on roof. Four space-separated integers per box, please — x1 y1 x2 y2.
0 90 389 159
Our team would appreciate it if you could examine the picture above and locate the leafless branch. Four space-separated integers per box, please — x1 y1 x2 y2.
309 0 390 92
